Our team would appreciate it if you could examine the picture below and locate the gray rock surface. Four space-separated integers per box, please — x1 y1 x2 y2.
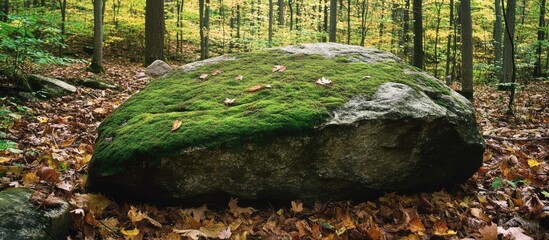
0 188 70 240
87 43 484 203
146 60 173 77
27 74 77 98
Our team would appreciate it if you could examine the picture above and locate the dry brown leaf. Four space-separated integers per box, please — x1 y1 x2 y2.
295 220 312 237
23 172 40 187
171 119 182 132
181 204 208 223
272 65 287 72
36 166 58 182
228 198 255 217
478 223 498 240
223 98 236 105
246 85 266 92
199 74 209 80
315 77 333 86
235 75 244 80
403 208 426 233
497 227 534 240
212 69 223 75
291 200 303 213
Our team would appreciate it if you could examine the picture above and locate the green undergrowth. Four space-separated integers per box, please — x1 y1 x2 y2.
92 50 449 176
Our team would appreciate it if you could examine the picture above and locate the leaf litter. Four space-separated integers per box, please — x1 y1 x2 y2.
0 58 547 239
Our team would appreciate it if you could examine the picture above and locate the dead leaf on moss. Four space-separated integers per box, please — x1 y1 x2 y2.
171 119 182 132
315 77 333 86
235 75 244 80
199 74 209 80
272 65 286 72
223 98 236 105
213 69 223 75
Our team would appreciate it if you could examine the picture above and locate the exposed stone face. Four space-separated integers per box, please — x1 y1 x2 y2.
27 74 77 97
146 60 173 77
0 188 70 240
87 43 484 203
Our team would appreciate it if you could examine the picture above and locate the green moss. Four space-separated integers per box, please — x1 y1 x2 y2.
92 50 448 176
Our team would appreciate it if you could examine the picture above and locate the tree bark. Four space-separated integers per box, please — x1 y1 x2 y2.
412 0 423 69
278 0 284 25
329 0 337 42
88 0 104 73
145 0 165 65
1 0 9 22
444 0 455 84
493 0 503 80
434 1 442 79
402 0 410 62
502 0 516 83
460 0 473 100
533 0 546 77
360 0 368 46
269 0 273 46
346 0 350 44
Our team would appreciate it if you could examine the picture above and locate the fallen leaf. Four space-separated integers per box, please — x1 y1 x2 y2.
272 65 286 72
291 200 303 213
128 206 144 223
0 157 10 163
36 166 58 182
478 223 498 240
315 77 333 86
527 159 541 168
228 198 256 217
93 108 106 115
235 75 244 80
99 217 119 237
120 227 139 240
171 119 182 132
181 204 208 223
23 172 40 187
173 229 206 240
403 208 425 233
218 227 232 239
37 116 48 123
295 220 312 237
212 69 223 75
497 226 533 240
223 98 236 105
199 74 209 80
246 85 266 92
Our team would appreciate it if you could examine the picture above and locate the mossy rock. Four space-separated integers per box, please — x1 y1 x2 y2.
87 43 484 203
0 188 70 240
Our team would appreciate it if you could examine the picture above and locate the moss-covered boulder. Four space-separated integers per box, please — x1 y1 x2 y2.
87 43 484 203
0 188 70 240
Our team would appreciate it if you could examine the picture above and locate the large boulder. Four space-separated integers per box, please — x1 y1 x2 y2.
87 43 484 203
0 188 70 240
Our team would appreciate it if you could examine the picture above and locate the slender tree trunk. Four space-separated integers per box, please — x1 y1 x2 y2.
289 0 294 30
360 0 367 46
445 0 454 84
296 0 301 30
145 0 165 65
534 0 546 77
412 0 423 69
199 0 205 59
434 1 441 78
329 0 337 42
236 4 241 39
323 0 328 41
346 0 350 44
278 0 284 25
461 0 473 100
269 0 273 46
378 1 385 47
402 0 410 62
88 0 104 73
502 0 516 83
1 0 9 22
502 0 517 112
493 0 503 80
58 0 67 55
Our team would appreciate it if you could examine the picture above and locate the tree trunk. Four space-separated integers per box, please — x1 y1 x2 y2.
1 0 9 22
533 0 546 77
329 0 337 42
323 0 328 41
460 0 473 100
58 0 67 55
502 0 517 112
205 0 210 58
360 0 367 46
444 0 454 84
412 0 423 69
278 0 284 25
346 0 350 44
433 1 441 79
145 0 165 65
493 0 503 80
289 0 294 30
378 1 385 48
402 0 410 62
269 0 273 46
502 0 516 83
236 4 241 39
88 0 104 73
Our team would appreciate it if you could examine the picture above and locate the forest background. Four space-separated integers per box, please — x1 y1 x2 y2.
0 0 547 86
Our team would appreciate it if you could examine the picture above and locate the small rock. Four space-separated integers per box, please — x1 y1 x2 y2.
145 60 173 77
0 188 70 240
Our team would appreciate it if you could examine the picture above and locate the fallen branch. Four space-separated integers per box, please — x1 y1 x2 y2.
483 135 549 142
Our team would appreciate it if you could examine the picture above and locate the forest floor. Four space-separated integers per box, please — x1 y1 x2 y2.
0 58 548 240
